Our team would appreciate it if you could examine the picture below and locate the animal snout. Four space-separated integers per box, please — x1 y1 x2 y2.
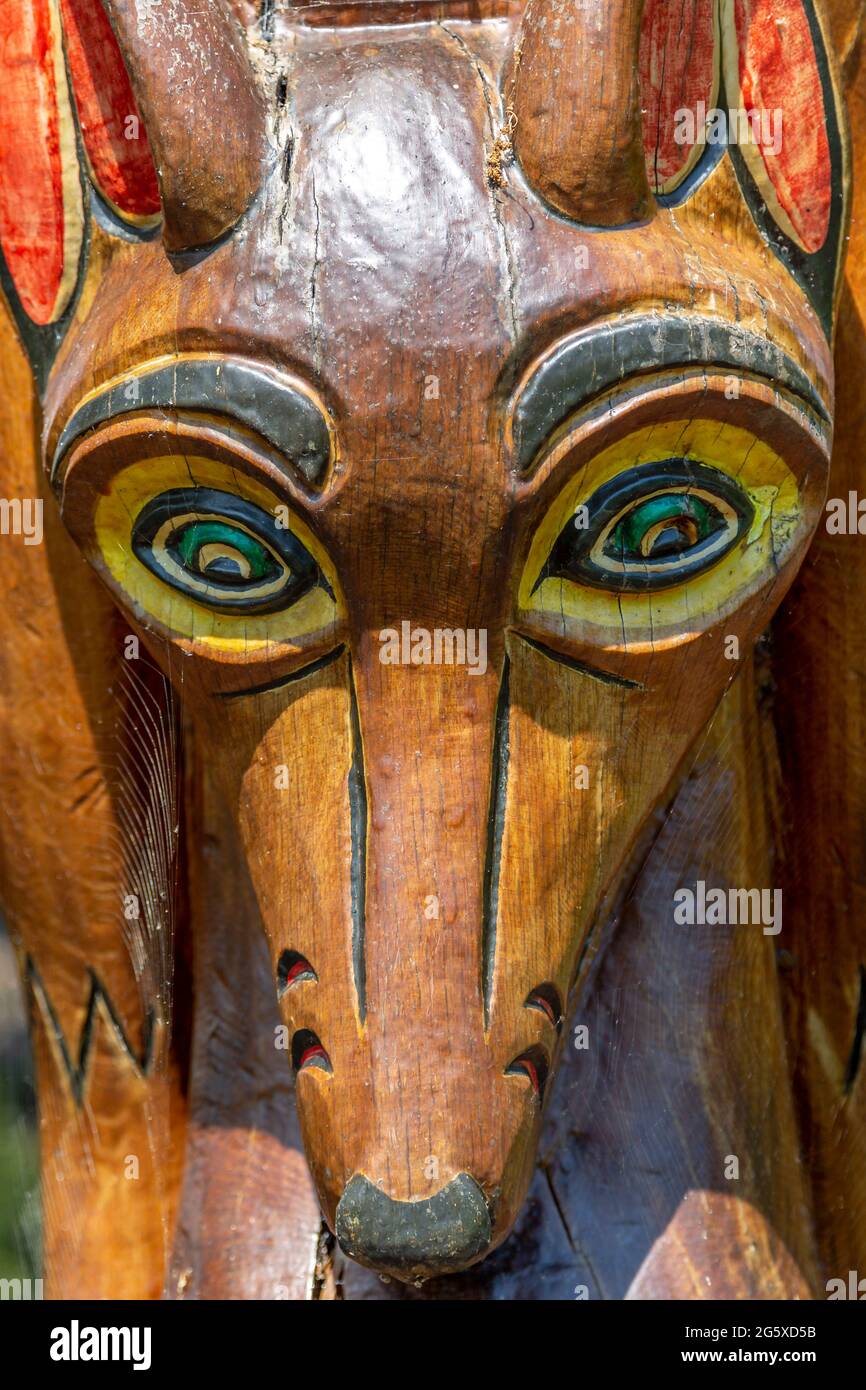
334 1172 492 1279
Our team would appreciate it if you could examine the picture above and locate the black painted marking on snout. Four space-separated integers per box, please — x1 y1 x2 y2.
217 644 345 700
348 657 368 1025
844 964 866 1095
335 1173 492 1279
518 633 644 690
481 657 511 1029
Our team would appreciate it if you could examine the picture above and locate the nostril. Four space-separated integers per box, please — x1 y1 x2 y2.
277 949 317 996
291 1028 332 1075
505 1044 550 1101
524 982 563 1032
335 1173 492 1279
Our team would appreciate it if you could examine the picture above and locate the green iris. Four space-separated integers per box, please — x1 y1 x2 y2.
174 520 276 585
607 493 719 561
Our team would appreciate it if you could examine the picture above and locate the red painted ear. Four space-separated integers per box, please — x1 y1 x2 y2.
60 0 161 225
0 0 83 325
640 0 720 197
721 0 832 254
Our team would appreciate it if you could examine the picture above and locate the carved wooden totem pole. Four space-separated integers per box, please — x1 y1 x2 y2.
0 0 864 1301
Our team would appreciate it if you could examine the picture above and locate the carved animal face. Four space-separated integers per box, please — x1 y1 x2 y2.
4 0 847 1279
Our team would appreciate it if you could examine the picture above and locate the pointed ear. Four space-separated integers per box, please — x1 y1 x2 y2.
0 0 270 388
719 0 849 337
0 0 84 327
507 0 655 227
60 0 161 228
639 0 720 199
0 0 168 394
0 0 168 333
638 0 848 337
101 0 269 253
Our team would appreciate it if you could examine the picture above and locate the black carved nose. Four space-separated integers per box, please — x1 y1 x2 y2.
335 1173 492 1279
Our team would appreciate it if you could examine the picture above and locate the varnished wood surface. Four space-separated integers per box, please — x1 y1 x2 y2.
509 0 653 225
0 308 184 1299
102 0 268 251
0 0 863 1299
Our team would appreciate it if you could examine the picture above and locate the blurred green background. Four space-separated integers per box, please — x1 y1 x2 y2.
0 921 41 1283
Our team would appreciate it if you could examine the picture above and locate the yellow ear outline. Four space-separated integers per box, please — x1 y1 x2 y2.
518 418 803 651
46 0 84 322
94 454 344 654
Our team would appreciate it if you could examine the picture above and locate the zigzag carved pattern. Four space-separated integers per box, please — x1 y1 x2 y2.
25 956 155 1106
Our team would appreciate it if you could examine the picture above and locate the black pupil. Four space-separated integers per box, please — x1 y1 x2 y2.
204 555 244 579
647 518 700 557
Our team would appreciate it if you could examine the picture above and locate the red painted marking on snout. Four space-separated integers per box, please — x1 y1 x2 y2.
505 1046 550 1101
299 1044 329 1070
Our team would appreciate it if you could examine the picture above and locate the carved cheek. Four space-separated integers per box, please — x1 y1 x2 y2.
199 658 359 1213
485 638 722 1053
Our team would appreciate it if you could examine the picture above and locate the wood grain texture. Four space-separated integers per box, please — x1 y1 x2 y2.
165 757 321 1300
0 297 185 1299
101 0 269 250
763 15 866 1287
60 0 161 223
0 0 863 1299
508 0 654 225
335 658 822 1298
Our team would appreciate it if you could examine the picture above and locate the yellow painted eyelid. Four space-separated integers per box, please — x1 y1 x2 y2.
94 454 345 654
519 418 796 596
516 419 804 647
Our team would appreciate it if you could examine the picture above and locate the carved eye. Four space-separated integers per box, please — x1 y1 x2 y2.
173 519 279 584
132 487 332 614
537 461 753 593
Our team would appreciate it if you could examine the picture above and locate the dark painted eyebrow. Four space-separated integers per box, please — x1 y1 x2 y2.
510 314 830 474
51 358 332 487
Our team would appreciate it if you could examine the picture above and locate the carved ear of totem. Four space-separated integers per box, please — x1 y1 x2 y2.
100 0 268 253
509 0 848 335
0 0 267 385
507 0 654 227
714 0 848 335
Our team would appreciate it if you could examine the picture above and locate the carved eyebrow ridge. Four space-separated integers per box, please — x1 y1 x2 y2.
51 358 332 487
511 315 830 474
